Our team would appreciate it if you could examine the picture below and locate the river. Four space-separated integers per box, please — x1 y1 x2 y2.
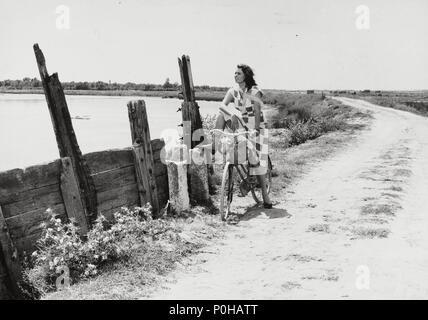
0 94 220 171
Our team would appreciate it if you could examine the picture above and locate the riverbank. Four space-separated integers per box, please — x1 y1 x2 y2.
0 88 226 102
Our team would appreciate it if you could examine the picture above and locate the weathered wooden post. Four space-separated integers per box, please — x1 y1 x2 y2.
178 55 210 204
0 206 23 299
33 44 95 232
127 100 160 216
60 158 89 234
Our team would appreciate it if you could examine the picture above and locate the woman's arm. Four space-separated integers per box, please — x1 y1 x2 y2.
253 91 262 132
222 88 234 106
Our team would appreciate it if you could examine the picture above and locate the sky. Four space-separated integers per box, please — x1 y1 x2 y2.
0 0 427 90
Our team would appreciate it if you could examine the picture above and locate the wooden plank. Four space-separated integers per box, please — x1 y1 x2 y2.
0 246 13 299
0 159 61 203
92 165 137 193
97 183 139 213
60 157 89 235
34 44 97 223
85 144 161 173
155 174 169 207
153 161 167 177
0 184 62 219
177 55 208 205
155 176 168 198
180 55 194 103
6 203 66 242
153 150 161 162
0 274 13 300
132 146 153 207
0 206 23 299
13 232 45 257
178 56 203 148
177 58 189 102
184 55 196 102
84 148 134 174
128 100 160 215
151 139 165 153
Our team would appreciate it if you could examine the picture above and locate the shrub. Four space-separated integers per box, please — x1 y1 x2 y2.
281 116 344 147
202 114 217 132
287 120 320 145
23 205 179 296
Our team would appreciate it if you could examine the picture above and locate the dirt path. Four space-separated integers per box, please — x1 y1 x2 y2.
148 98 428 299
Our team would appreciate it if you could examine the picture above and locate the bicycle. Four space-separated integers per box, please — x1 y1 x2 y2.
210 128 273 221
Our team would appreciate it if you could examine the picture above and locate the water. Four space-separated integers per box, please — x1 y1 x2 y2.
0 94 220 171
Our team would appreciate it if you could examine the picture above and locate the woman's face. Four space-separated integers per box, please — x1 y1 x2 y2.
234 68 245 84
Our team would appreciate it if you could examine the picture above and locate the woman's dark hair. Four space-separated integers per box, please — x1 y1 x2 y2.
237 64 257 91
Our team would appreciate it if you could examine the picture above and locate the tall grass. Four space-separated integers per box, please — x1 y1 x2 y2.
268 93 347 146
20 205 223 299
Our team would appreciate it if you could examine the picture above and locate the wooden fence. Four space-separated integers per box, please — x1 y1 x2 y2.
0 45 170 299
0 142 168 299
0 46 207 300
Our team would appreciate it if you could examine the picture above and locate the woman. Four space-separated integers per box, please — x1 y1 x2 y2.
214 64 273 209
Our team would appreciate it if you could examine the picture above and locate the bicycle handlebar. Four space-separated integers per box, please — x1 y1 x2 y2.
210 128 257 137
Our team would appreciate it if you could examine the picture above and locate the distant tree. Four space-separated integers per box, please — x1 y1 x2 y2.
163 78 172 89
95 81 107 90
145 83 155 91
31 78 41 88
75 82 89 90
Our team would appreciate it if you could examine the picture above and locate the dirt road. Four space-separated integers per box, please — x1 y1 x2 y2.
148 97 428 299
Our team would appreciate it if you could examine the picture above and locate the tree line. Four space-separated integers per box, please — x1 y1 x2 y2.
0 77 227 91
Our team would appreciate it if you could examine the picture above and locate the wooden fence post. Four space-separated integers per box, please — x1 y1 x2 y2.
0 206 23 299
33 44 97 225
178 55 210 204
127 100 160 216
60 157 89 235
178 55 203 148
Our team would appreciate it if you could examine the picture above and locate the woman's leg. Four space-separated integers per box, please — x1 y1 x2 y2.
256 174 272 205
212 113 226 156
215 113 226 129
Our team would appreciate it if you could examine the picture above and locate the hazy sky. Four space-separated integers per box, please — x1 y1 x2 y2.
1 0 427 90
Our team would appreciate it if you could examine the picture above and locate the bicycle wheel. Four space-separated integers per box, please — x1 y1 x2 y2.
219 162 234 221
250 155 273 204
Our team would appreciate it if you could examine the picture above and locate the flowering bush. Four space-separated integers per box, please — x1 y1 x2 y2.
24 204 178 295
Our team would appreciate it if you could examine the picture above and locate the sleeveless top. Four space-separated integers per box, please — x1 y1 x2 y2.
228 85 266 131
227 85 269 173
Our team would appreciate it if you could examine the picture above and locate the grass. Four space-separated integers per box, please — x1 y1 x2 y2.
285 254 323 263
351 226 390 239
268 94 370 147
360 203 400 216
307 224 330 233
37 206 226 300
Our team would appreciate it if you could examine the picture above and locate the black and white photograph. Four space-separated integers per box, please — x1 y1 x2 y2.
0 0 428 305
